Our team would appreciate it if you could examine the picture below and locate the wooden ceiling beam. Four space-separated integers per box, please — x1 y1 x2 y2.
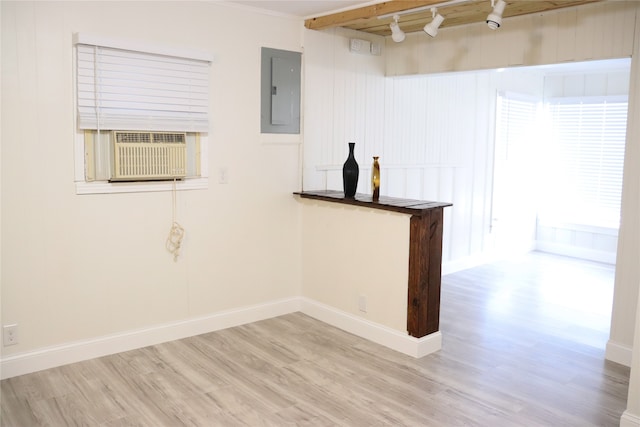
304 0 442 31
304 0 604 34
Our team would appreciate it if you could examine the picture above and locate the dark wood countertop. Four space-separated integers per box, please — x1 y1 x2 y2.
294 190 452 216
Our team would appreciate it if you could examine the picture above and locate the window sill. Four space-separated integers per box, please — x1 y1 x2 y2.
536 218 619 236
75 177 208 195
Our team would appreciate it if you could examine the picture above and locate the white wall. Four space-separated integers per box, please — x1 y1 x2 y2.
1 1 302 358
300 200 409 331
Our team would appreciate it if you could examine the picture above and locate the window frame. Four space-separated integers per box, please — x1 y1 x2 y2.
72 33 211 195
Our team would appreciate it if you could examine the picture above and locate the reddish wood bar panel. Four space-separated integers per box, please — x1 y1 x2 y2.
295 190 452 338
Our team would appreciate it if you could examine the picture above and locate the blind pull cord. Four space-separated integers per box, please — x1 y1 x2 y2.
166 178 185 262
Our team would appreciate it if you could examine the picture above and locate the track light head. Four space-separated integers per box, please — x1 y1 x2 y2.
423 9 444 38
390 15 405 43
487 0 507 30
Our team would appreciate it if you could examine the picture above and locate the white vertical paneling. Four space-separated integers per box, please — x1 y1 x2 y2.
575 3 599 60
449 165 472 260
556 9 578 62
543 64 631 98
584 73 608 97
387 2 637 76
592 4 610 59
327 169 343 191
609 1 633 59
428 30 460 74
593 232 618 254
439 167 456 261
544 75 564 97
302 29 337 190
463 24 484 70
506 16 529 67
303 27 386 193
480 27 503 70
365 72 386 162
406 79 427 165
537 11 560 65
385 168 405 197
609 70 632 94
563 74 585 96
574 229 594 248
469 73 496 256
332 61 347 161
422 168 440 201
387 32 420 76
619 3 637 57
404 169 422 200
600 3 619 58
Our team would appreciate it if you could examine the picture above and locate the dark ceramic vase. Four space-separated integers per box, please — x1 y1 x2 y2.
342 142 359 198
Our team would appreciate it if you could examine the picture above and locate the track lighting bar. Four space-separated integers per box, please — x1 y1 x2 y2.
377 0 473 20
379 0 508 40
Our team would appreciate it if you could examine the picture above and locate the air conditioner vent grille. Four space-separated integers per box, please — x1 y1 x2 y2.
152 133 185 144
116 132 151 144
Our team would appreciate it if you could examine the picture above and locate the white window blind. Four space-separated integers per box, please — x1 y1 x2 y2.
493 92 540 234
542 96 627 228
76 36 210 132
496 93 539 160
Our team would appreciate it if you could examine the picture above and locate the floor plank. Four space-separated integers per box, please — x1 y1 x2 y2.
1 251 630 426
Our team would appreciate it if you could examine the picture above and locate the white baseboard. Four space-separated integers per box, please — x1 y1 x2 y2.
535 242 616 265
605 339 633 367
621 411 640 427
299 297 441 358
0 297 301 380
1 297 441 379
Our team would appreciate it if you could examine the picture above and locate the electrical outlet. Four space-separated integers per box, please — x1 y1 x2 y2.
219 167 229 184
3 324 18 346
358 295 367 313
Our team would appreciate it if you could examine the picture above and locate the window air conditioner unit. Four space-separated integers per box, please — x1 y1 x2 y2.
111 131 187 181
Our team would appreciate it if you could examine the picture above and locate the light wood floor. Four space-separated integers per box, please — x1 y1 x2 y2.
1 251 630 426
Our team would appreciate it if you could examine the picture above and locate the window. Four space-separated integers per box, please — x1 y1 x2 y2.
492 92 541 241
73 33 211 194
539 96 627 229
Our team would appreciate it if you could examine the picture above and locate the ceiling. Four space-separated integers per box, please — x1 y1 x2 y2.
229 0 603 37
228 1 374 19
